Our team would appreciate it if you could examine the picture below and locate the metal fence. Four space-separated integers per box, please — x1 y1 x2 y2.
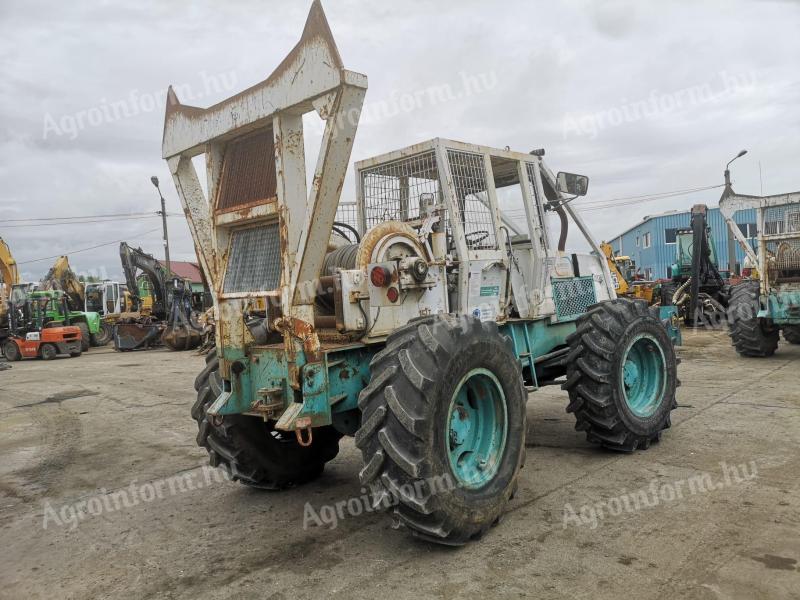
763 203 800 282
360 150 441 229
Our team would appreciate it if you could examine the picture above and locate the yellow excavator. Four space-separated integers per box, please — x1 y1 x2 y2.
600 242 658 304
1 238 21 335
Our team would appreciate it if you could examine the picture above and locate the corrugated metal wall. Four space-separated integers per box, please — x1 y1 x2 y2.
609 207 757 280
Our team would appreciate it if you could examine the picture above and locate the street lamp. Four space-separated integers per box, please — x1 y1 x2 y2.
151 175 171 276
724 149 747 186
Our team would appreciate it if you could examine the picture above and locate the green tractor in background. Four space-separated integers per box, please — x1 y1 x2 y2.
27 289 103 352
661 204 729 327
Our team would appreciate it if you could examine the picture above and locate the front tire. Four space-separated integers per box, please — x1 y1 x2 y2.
563 298 679 452
192 350 341 489
728 281 779 357
782 325 800 345
40 344 57 360
355 315 526 545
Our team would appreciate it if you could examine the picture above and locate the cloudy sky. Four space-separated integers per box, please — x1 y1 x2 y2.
1 0 798 281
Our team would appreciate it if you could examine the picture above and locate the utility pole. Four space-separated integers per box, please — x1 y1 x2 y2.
151 176 171 277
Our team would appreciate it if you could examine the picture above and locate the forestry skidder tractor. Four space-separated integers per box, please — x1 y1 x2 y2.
162 1 679 544
720 151 800 356
661 204 729 327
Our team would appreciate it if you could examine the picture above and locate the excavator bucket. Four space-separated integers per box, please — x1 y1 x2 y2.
160 278 203 350
161 324 202 351
113 322 163 351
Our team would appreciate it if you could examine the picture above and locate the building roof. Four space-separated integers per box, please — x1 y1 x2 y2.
609 208 701 242
157 260 203 283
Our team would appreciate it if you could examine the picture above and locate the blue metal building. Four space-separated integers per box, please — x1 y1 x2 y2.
608 207 757 280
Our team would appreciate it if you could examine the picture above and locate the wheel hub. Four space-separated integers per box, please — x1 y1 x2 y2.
446 368 508 489
621 334 666 418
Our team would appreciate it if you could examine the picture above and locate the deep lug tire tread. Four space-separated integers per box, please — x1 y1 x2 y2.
355 315 527 546
193 349 341 490
782 325 800 345
563 298 679 452
728 281 779 357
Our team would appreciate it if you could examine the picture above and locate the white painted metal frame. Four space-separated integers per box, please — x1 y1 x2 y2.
720 188 800 292
355 137 617 313
162 2 368 344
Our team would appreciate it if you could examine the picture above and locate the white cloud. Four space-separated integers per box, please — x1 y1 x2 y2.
1 0 798 279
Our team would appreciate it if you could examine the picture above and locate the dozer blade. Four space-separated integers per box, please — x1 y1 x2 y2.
161 323 203 351
113 322 163 351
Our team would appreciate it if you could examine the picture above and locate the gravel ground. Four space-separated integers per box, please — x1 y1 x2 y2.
0 328 797 599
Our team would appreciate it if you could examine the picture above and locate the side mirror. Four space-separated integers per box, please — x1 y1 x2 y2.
556 172 589 197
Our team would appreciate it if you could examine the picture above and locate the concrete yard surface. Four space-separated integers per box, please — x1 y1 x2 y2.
0 329 798 599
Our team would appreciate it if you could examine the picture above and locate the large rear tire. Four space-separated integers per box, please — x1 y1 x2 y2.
192 350 341 489
89 322 114 348
660 282 679 306
782 325 800 345
563 298 679 452
355 315 526 546
728 281 779 357
76 322 91 352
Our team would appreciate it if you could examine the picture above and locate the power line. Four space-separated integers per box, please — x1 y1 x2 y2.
4 215 182 228
503 183 724 216
17 227 163 265
576 184 723 206
2 215 179 228
4 211 156 222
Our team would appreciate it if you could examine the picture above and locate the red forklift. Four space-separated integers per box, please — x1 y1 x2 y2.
2 285 82 361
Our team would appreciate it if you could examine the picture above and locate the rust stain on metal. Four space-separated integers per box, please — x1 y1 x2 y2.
215 128 277 212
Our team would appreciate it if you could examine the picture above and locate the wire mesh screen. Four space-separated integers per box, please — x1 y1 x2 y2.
335 203 359 231
216 128 277 212
360 151 441 229
551 277 597 321
763 204 800 281
223 223 282 294
446 150 497 249
763 204 800 236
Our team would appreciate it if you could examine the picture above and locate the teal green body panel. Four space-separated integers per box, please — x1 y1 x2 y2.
501 319 576 387
658 306 683 346
217 343 371 425
215 315 575 430
766 291 800 325
673 228 719 280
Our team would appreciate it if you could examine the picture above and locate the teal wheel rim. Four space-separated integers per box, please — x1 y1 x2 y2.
446 368 508 489
622 333 666 418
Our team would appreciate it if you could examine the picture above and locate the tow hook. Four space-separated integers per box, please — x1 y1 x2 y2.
295 417 313 447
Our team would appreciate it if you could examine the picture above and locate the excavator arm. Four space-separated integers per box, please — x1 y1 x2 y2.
115 242 202 351
119 242 168 318
600 242 630 295
0 238 20 321
39 256 85 311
